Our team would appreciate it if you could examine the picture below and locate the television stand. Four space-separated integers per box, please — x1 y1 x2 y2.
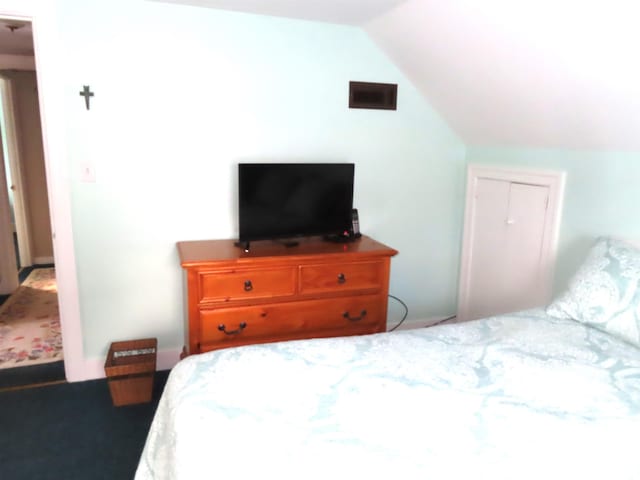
177 235 398 356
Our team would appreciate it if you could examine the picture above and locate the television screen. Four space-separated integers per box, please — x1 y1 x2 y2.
238 163 355 243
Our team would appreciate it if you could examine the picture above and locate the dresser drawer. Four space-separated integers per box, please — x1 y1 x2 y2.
198 294 384 351
198 267 296 304
299 261 383 296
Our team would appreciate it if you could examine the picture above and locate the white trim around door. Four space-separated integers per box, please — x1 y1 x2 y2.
457 164 566 321
1 4 87 381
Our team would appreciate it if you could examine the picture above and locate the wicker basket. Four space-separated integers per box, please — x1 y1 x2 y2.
104 338 157 406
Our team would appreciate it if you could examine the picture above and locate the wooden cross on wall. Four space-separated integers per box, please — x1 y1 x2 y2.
79 85 94 110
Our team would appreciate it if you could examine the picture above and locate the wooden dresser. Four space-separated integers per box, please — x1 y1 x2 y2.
177 235 398 356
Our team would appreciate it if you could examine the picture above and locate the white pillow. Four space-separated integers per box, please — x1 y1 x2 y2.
546 237 640 347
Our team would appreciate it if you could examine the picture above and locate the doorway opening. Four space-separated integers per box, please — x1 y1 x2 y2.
0 18 63 387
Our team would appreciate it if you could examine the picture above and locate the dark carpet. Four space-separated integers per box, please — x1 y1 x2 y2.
0 360 66 389
0 369 170 480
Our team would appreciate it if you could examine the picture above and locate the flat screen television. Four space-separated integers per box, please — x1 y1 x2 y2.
238 163 355 247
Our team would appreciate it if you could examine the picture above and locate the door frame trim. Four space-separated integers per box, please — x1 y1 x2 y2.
1 5 86 381
457 164 566 321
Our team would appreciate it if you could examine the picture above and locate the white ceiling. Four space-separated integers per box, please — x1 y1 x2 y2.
365 0 640 150
155 0 408 25
0 19 33 56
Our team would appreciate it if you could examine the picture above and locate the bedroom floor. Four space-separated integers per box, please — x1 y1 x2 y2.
0 370 170 479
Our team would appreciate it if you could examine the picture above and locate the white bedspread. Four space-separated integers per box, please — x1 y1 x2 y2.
136 309 640 479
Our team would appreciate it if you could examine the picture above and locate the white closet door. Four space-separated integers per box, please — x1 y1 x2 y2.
458 166 565 322
464 178 511 320
500 182 549 314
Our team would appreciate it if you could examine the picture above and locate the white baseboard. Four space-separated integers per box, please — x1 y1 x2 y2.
157 348 183 370
67 347 183 382
33 256 54 265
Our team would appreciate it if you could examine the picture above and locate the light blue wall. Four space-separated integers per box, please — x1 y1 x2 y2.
466 147 640 293
51 0 465 358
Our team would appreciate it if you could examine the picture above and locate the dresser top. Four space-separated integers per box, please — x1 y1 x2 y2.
177 235 397 268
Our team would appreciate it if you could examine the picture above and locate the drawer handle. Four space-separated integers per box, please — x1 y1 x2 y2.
343 310 367 322
218 322 247 335
244 280 253 291
337 273 346 284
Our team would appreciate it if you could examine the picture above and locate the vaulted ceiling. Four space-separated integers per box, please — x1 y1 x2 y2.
155 0 408 25
365 0 640 150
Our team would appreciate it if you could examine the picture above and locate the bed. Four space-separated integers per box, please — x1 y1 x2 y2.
135 237 640 479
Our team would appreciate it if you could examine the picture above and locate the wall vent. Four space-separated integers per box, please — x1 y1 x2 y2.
349 81 397 110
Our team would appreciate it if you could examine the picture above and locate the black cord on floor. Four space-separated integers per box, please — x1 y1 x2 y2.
428 314 457 327
388 294 409 332
388 295 458 332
